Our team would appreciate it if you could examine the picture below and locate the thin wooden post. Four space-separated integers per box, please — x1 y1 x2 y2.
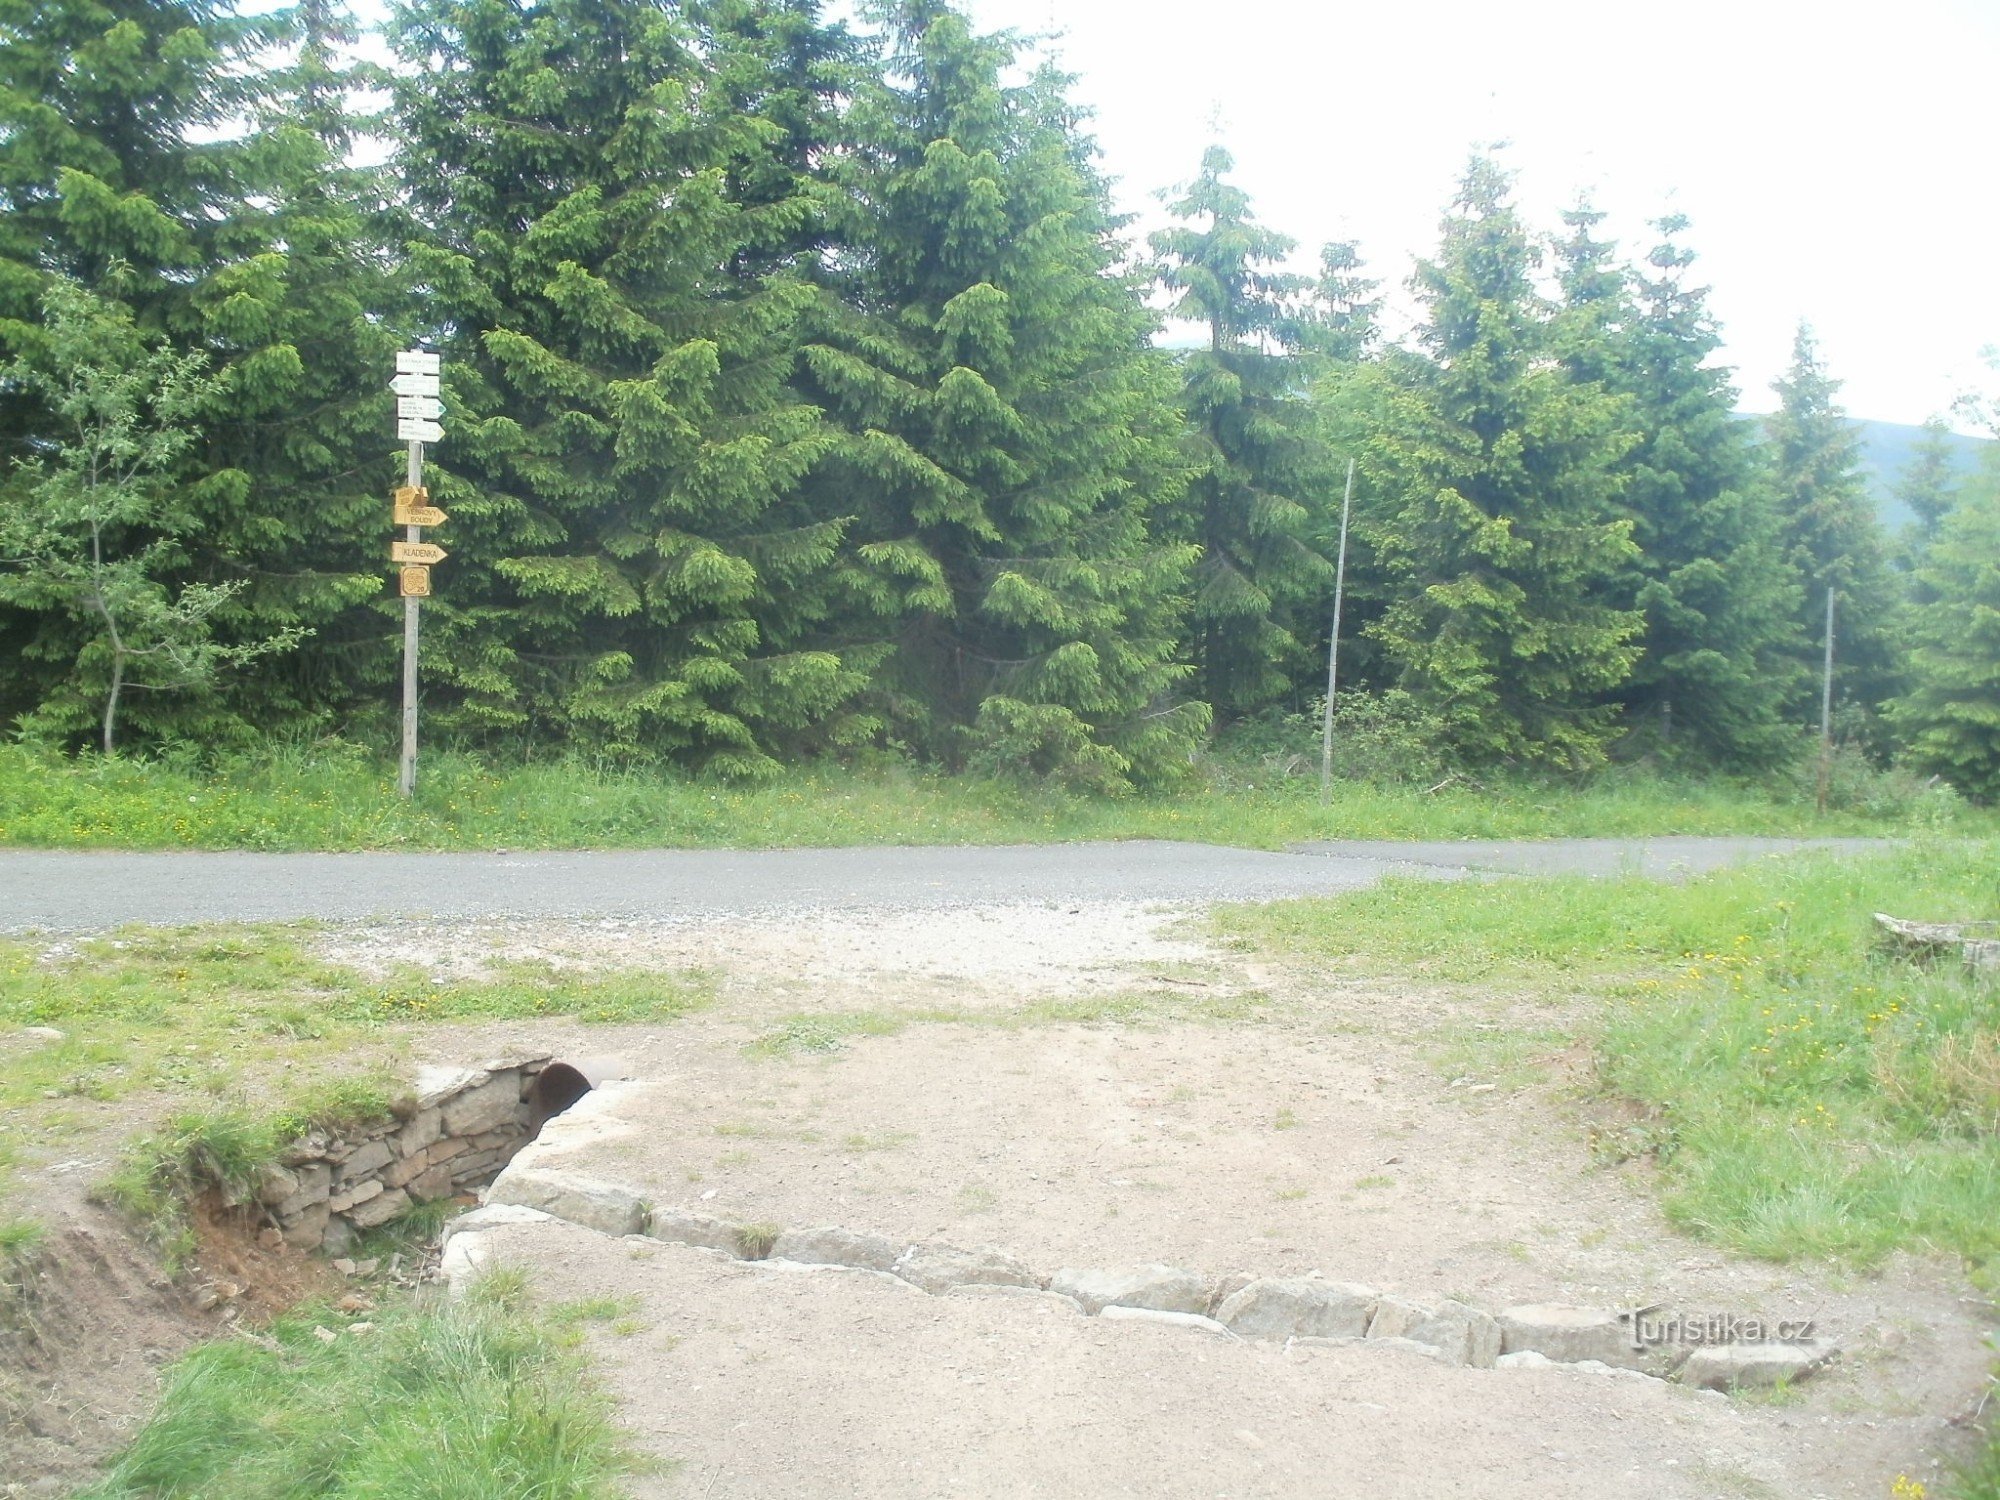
1320 456 1356 801
1815 585 1836 816
399 438 422 799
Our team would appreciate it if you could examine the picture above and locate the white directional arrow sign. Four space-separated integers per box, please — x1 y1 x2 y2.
398 418 444 443
390 372 440 397
394 349 440 376
397 396 443 420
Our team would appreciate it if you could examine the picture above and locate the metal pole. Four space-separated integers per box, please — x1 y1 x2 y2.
1815 585 1835 816
399 439 422 799
1320 456 1356 801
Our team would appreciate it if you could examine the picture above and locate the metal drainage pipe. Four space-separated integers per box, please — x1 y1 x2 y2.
525 1056 622 1136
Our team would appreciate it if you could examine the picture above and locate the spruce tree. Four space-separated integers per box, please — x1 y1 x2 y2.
1149 147 1338 718
0 0 394 745
1888 484 2000 800
1298 239 1379 366
388 0 865 771
193 0 400 735
1567 215 1802 768
1894 416 1959 571
1764 323 1901 718
1550 200 1629 391
795 0 1204 789
0 0 268 734
0 0 280 339
1368 156 1640 768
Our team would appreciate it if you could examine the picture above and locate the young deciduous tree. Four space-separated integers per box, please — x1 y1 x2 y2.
795 1 1204 788
1368 156 1641 768
1149 147 1339 719
0 279 304 751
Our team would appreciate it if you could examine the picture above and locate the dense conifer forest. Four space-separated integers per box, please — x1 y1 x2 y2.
3 0 1997 798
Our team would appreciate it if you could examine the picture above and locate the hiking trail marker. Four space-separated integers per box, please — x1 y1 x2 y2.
392 350 445 798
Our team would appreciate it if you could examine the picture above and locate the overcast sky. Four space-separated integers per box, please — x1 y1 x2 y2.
959 0 2000 432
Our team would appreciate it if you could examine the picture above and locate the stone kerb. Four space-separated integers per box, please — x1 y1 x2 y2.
459 1175 1844 1394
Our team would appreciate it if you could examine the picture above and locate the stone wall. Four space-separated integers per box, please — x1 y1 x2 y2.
240 1055 555 1256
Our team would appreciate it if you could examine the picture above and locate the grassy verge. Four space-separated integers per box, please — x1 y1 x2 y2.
1217 840 2000 1266
0 741 1981 852
1953 1261 2000 1500
1225 843 2000 1494
77 1269 637 1499
0 924 710 1245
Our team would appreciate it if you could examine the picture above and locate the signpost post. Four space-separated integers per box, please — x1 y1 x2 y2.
393 350 444 799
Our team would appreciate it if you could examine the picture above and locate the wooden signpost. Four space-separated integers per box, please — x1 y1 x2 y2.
393 350 445 798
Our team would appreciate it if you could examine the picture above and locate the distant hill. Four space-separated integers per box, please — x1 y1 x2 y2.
1741 414 1994 536
1849 418 1992 533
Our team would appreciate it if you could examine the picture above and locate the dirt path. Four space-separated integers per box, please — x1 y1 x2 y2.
370 897 1988 1499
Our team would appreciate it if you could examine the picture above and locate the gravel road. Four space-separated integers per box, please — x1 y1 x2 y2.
0 836 1882 932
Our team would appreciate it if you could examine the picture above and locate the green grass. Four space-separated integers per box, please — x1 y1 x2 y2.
1948 1318 2000 1500
1220 840 2000 1267
548 1294 642 1328
1227 841 2000 1496
746 1010 910 1056
77 1271 638 1499
0 924 712 1243
99 1077 399 1265
0 741 1980 853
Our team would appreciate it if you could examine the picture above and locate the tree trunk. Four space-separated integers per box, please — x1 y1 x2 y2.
103 650 123 755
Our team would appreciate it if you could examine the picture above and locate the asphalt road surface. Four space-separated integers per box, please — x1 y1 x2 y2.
0 837 1887 933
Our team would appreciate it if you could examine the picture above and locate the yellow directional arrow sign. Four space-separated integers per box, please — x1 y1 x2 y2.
394 485 428 505
392 541 449 565
393 504 448 528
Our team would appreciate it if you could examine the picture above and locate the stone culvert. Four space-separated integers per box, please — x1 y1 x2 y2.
234 1054 617 1256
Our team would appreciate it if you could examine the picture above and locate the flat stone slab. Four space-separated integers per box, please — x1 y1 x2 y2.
646 1207 743 1254
1679 1341 1839 1391
443 1202 555 1244
485 1165 646 1237
892 1242 1044 1294
1405 1301 1503 1369
771 1225 907 1274
1100 1306 1231 1337
1495 1351 1665 1384
1496 1304 1649 1371
1216 1278 1378 1340
1050 1264 1211 1316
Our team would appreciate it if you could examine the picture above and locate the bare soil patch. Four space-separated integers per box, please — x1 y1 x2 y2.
356 899 1993 1497
314 900 1227 1010
482 1213 1967 1500
0 1198 342 1497
7 892 1993 1497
